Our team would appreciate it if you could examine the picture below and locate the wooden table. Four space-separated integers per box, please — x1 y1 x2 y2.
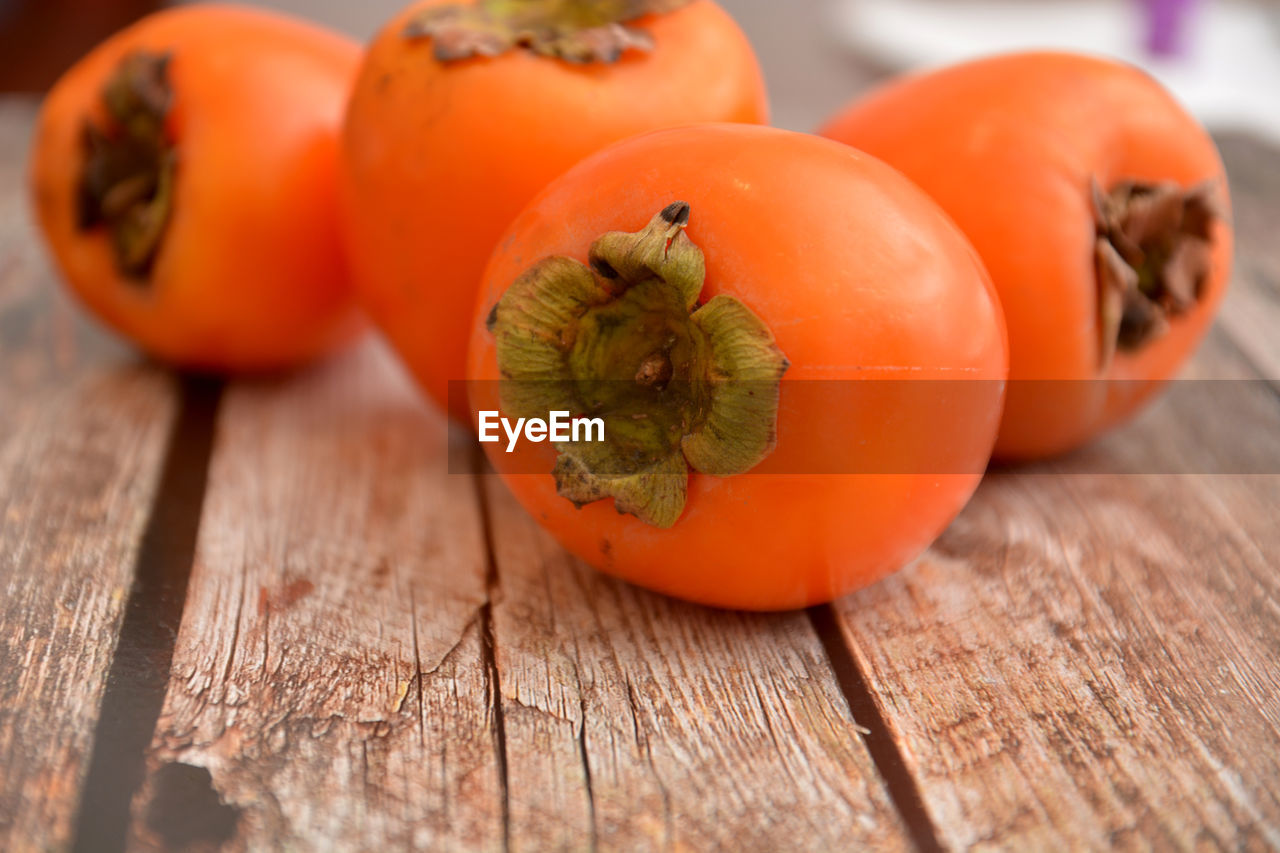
3 53 1280 851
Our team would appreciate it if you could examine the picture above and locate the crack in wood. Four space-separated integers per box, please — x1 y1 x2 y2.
472 443 512 853
70 374 223 853
480 602 510 853
421 608 482 678
623 676 674 850
808 604 945 853
219 554 248 690
577 693 599 853
409 583 427 748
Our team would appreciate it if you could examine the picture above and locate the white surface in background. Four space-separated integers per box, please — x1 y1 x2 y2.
832 0 1280 142
176 0 406 41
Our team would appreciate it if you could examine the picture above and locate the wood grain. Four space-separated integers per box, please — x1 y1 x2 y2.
128 343 505 852
827 140 1280 851
0 101 179 851
481 475 909 851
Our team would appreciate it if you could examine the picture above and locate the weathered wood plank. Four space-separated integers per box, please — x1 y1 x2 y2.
481 475 910 851
829 137 1280 851
0 101 179 851
128 342 504 851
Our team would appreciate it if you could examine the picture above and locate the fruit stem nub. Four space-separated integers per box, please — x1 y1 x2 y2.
486 203 788 528
1092 178 1218 368
78 50 177 282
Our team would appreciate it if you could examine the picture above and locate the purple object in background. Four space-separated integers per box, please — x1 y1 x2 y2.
1143 0 1199 57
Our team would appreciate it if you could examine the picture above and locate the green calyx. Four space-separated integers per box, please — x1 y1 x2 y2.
78 51 177 282
403 0 693 63
1092 179 1218 369
487 202 789 528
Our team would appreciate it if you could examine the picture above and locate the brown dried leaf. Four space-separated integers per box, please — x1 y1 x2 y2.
1092 177 1223 364
1161 237 1212 309
1095 238 1136 370
402 0 691 63
1117 182 1184 248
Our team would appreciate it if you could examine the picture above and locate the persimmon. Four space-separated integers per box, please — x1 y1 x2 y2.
820 52 1233 459
341 0 769 421
467 124 1008 610
30 5 363 372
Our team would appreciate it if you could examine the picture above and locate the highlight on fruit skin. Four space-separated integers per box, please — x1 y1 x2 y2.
30 4 365 373
467 123 1008 611
340 0 770 423
819 51 1233 461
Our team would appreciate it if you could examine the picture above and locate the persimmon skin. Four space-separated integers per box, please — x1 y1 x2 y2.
819 52 1233 460
342 0 769 421
467 125 1008 611
31 5 363 373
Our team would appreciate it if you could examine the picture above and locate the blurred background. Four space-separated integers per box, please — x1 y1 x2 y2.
2 0 1277 138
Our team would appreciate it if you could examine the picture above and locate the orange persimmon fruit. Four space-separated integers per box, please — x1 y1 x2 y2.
30 5 363 372
341 0 769 421
467 124 1008 610
820 51 1233 460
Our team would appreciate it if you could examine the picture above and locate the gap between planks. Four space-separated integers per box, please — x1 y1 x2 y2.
71 377 223 853
469 443 514 852
809 604 946 853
